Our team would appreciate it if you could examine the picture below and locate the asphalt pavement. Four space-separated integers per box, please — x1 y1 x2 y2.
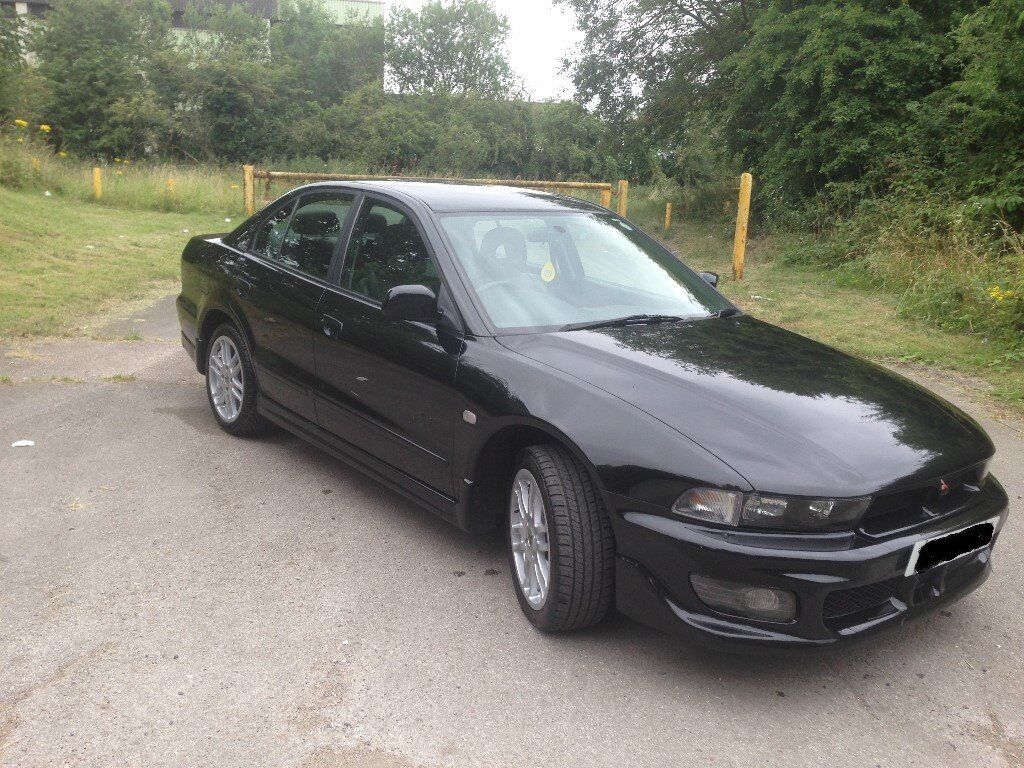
1 296 1022 767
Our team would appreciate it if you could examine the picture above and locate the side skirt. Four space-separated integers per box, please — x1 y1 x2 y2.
257 394 461 527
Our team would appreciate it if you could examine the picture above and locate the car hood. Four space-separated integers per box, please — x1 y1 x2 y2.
499 316 993 497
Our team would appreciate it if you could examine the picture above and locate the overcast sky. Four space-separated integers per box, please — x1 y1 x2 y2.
385 0 584 101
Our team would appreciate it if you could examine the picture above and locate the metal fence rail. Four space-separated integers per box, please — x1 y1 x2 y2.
242 165 623 216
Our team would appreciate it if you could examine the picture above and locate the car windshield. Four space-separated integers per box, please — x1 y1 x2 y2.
438 212 731 332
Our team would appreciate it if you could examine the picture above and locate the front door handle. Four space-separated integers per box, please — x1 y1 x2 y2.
234 278 253 298
321 314 344 338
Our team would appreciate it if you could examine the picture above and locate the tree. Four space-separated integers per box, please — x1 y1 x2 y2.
0 15 28 120
270 0 385 107
171 4 299 162
386 0 517 97
914 0 1024 214
557 0 756 125
559 0 980 211
31 0 174 157
528 101 613 179
716 1 957 213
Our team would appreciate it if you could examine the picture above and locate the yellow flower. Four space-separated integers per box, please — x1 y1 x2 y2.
230 183 239 189
13 118 28 128
58 151 68 158
16 137 23 143
38 124 51 133
988 285 1016 302
114 157 122 163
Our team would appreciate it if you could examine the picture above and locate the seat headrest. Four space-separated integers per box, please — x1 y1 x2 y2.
363 213 389 236
290 210 339 237
479 226 528 264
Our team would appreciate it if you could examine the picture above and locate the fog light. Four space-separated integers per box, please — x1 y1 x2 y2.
689 574 797 622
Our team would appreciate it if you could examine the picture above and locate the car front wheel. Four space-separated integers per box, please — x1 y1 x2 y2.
508 445 615 632
205 323 265 436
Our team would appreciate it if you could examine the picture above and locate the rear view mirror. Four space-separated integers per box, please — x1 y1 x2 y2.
382 284 440 323
699 271 719 287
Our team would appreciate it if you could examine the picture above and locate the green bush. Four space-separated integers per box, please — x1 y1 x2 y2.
777 190 1024 346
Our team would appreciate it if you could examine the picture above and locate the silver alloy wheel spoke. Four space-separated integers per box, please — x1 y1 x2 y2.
509 468 552 609
208 336 244 423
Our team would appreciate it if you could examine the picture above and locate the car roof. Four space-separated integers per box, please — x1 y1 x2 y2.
303 180 609 214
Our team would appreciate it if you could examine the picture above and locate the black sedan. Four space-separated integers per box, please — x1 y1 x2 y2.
177 181 1009 650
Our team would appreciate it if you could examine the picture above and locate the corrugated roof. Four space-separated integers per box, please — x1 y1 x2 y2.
322 0 384 23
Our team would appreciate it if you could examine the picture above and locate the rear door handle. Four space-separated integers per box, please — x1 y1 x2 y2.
321 314 344 338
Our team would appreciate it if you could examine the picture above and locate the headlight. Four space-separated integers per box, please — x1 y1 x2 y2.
670 488 743 525
672 488 871 531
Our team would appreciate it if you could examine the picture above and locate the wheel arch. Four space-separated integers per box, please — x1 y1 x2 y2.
460 418 610 535
196 303 254 375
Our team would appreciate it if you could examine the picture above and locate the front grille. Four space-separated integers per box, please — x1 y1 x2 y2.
823 577 902 621
859 465 986 537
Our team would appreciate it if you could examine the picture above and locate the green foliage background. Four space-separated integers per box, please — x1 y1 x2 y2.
559 0 1024 346
1 0 620 180
2 0 1023 347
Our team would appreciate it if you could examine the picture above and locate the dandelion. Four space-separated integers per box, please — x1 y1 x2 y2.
13 118 28 128
230 183 239 190
58 151 68 158
16 137 23 143
38 124 51 133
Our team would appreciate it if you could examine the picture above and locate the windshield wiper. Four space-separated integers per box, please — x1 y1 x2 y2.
560 314 689 332
713 307 741 319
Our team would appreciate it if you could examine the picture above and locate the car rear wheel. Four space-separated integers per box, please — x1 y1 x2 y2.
205 324 265 436
508 445 615 632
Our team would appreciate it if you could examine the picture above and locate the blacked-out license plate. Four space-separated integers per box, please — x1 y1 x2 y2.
905 519 997 575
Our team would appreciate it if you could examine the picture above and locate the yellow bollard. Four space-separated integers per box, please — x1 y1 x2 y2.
616 179 629 217
242 165 255 216
664 202 673 231
92 167 103 201
600 187 612 209
732 172 753 281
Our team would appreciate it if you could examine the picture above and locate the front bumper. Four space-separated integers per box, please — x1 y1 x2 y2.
610 478 1009 652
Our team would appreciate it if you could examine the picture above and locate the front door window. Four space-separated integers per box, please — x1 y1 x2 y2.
339 201 440 302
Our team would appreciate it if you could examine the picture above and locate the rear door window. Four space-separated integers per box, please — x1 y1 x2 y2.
275 192 354 281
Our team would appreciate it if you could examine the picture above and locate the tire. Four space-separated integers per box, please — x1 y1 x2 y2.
507 444 616 632
205 323 266 437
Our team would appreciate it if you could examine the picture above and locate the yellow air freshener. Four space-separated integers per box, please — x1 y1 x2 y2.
541 263 556 282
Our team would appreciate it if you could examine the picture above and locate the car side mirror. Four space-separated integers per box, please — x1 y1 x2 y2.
382 284 441 323
699 271 719 287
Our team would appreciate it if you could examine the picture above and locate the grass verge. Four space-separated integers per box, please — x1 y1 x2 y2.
2 183 1021 417
662 222 1024 416
0 186 228 337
